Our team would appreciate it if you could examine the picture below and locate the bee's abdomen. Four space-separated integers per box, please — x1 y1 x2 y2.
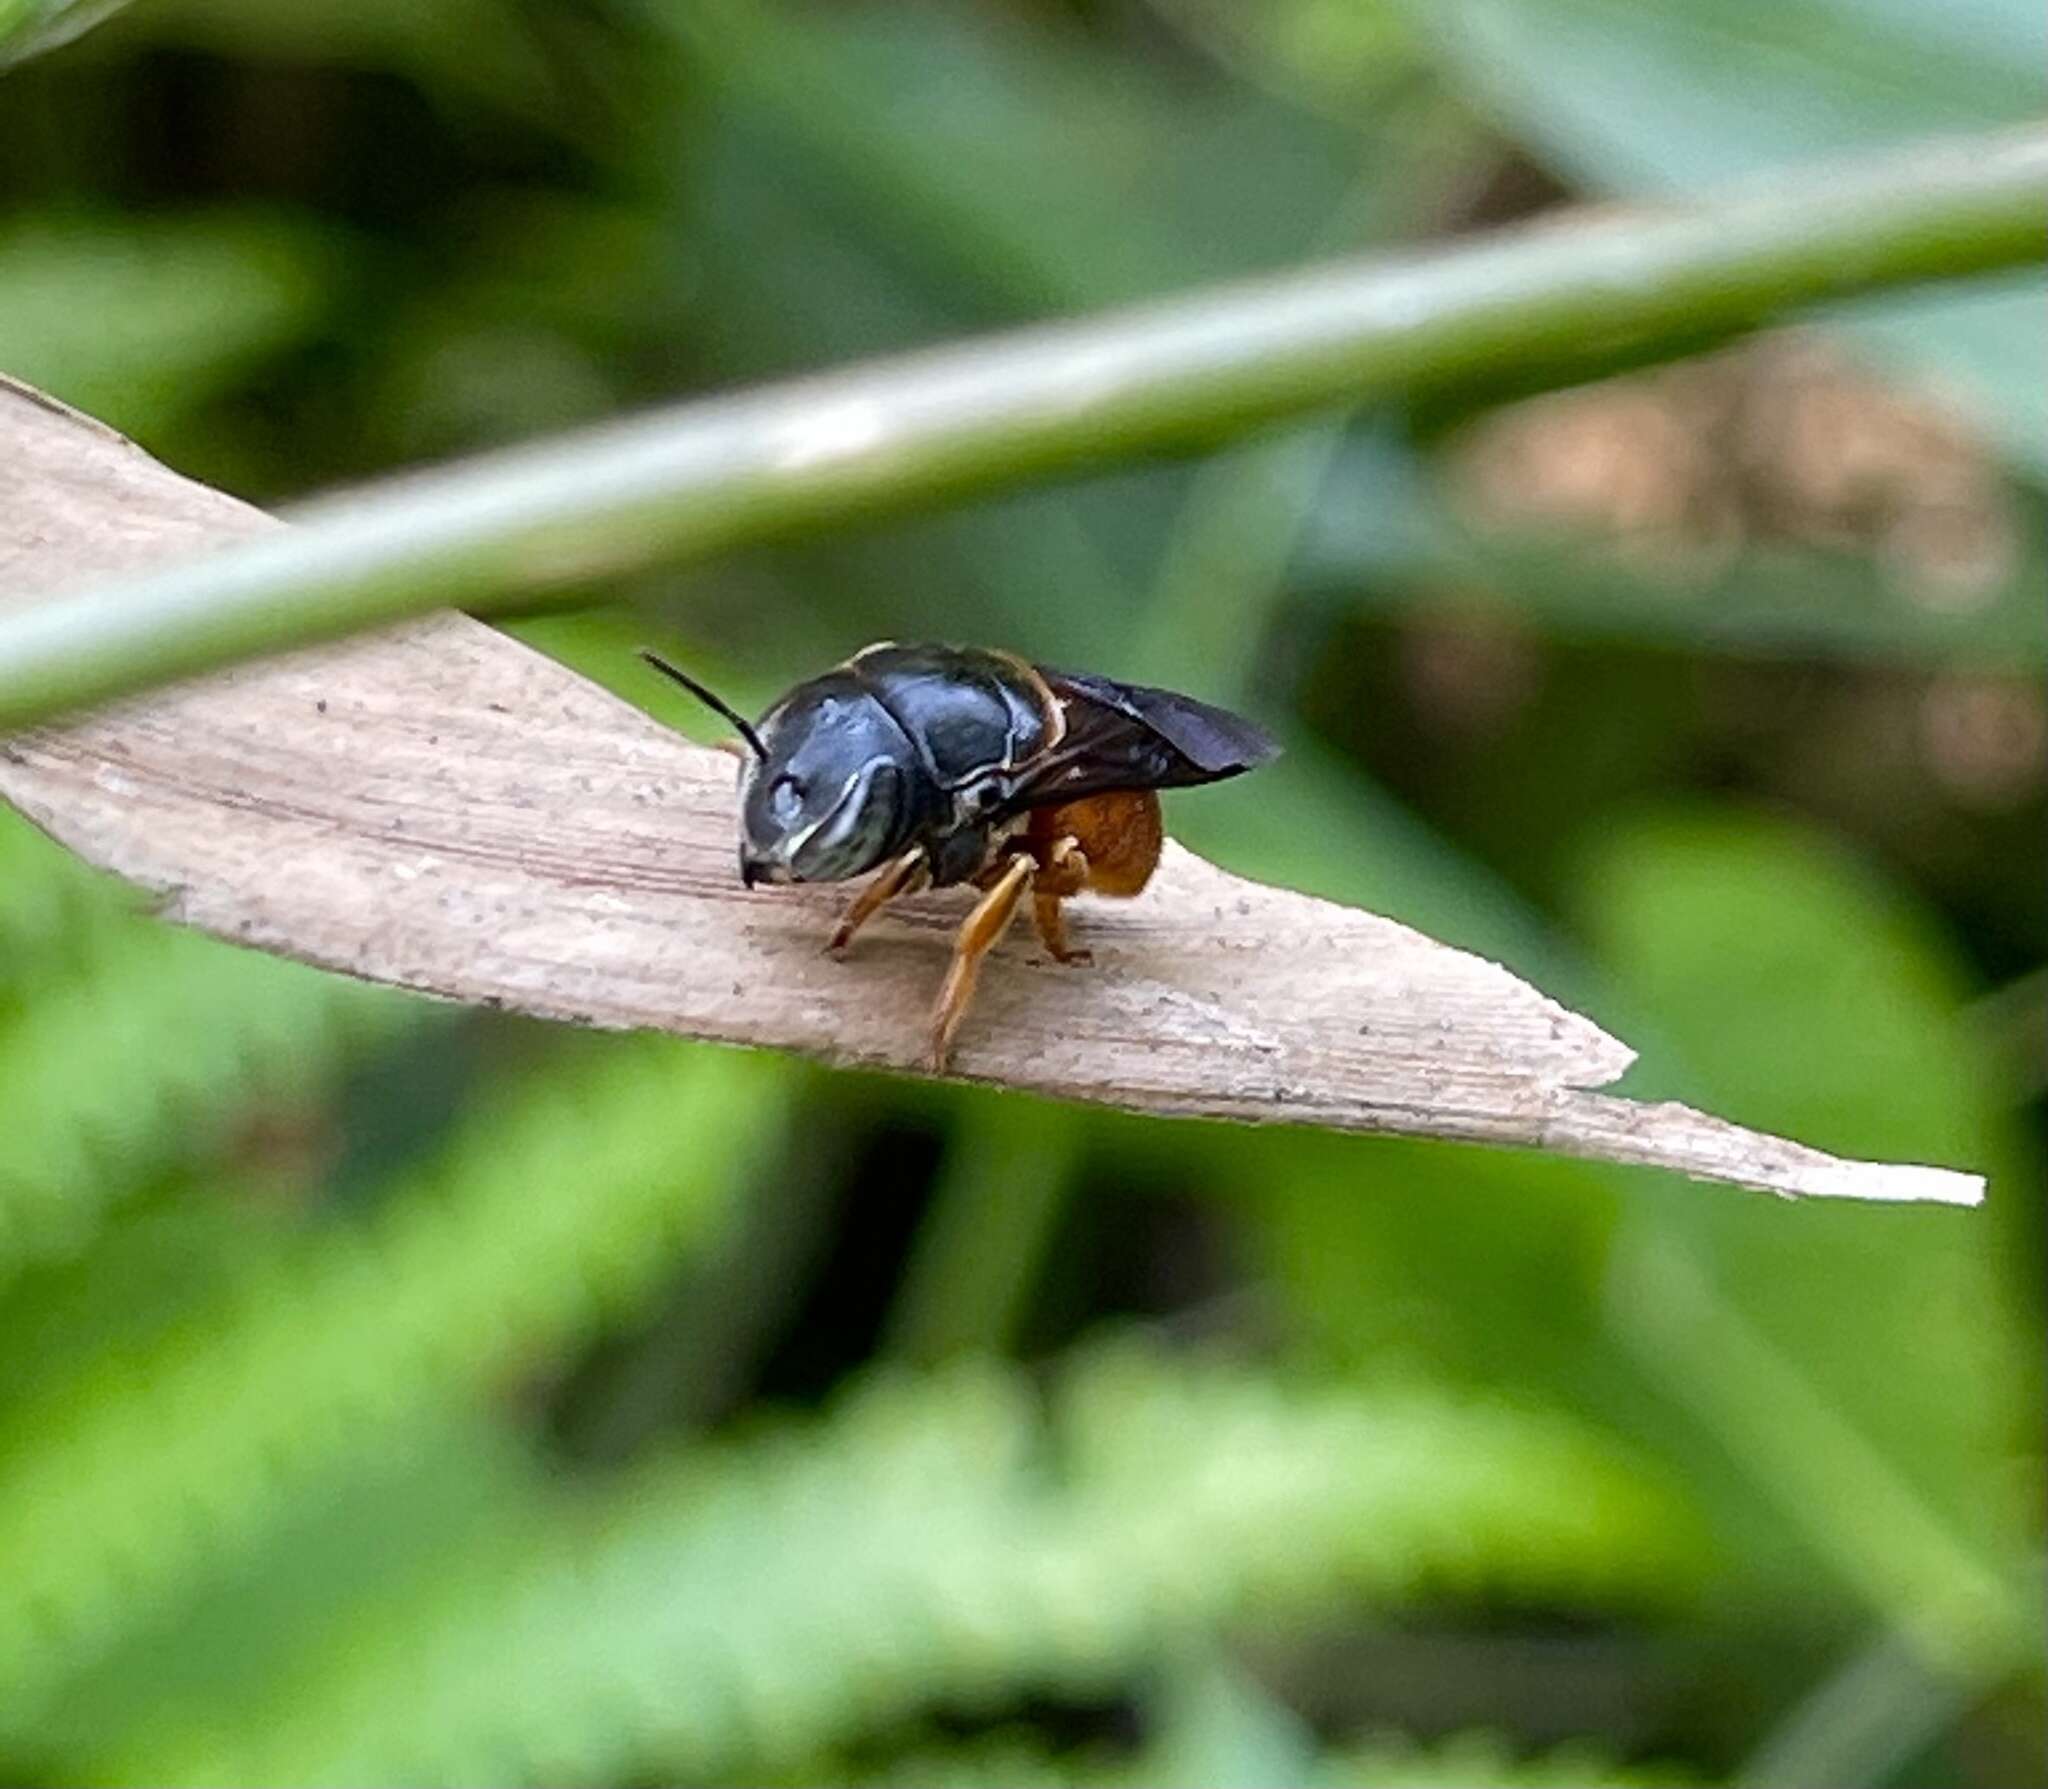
1027 791 1163 897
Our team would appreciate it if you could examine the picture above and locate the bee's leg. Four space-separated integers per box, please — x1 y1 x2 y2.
828 847 929 955
1031 836 1092 965
1021 836 1089 965
928 852 1033 1071
1031 893 1093 965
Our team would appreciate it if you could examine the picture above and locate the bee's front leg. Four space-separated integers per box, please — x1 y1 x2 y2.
827 847 929 955
927 852 1033 1071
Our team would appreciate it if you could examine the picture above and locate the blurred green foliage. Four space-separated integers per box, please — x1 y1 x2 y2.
0 2 2041 1785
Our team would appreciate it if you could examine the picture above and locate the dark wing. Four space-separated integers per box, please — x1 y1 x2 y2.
1005 666 1282 808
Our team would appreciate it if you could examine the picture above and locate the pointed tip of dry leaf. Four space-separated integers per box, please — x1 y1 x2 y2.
1788 1159 1986 1207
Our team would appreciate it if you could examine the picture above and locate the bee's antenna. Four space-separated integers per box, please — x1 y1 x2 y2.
638 649 768 761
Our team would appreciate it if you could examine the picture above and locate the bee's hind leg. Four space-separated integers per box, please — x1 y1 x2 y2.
1032 893 1086 964
828 847 928 955
928 853 1033 1071
1032 836 1093 966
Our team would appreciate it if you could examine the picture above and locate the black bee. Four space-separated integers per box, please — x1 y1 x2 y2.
640 643 1280 1069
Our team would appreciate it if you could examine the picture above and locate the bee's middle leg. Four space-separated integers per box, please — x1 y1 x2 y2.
928 852 1033 1071
828 847 928 955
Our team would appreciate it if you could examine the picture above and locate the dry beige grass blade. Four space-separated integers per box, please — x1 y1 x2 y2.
0 376 1983 1205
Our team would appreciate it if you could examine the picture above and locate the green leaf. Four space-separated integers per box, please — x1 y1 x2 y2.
676 0 1388 319
0 0 129 66
1575 809 2041 1648
0 210 338 438
1413 0 2038 178
0 903 423 1281
848 1722 1701 1787
0 804 137 981
1137 1654 1320 1789
1320 1729 1703 1786
81 0 600 134
116 1347 1699 1786
1400 0 2048 471
1244 806 2041 1681
18 1411 549 1766
0 1037 784 1723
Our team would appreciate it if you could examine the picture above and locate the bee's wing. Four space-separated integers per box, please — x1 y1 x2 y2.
1005 667 1281 807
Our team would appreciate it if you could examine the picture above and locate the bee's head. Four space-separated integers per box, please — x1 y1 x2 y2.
736 681 915 885
637 651 919 888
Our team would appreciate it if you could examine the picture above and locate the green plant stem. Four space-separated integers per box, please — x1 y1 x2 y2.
2 126 2044 729
1606 1227 2034 1670
884 1097 1082 1365
1738 1630 1973 1789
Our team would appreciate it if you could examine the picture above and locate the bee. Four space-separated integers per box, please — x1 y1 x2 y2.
640 643 1280 1070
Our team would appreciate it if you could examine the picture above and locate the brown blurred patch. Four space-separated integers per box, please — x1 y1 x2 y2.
1918 678 2048 812
1398 614 1544 747
1444 334 2020 610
